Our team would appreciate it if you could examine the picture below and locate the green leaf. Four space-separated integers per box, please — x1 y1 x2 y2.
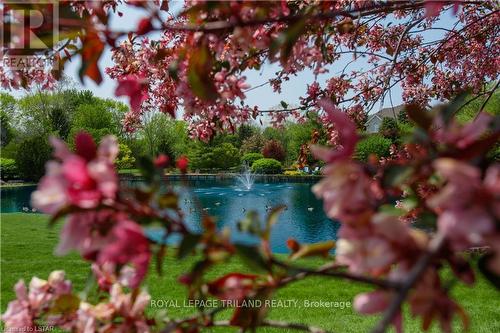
50 294 80 315
439 92 468 125
266 205 286 228
280 101 288 109
406 104 432 130
156 244 166 275
270 17 307 63
478 253 500 290
168 60 179 80
137 156 156 183
188 44 218 101
264 205 286 240
237 211 261 235
383 165 413 188
290 240 335 260
235 244 270 272
158 192 179 209
178 233 201 259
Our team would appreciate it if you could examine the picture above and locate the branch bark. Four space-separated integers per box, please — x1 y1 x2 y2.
370 233 446 333
272 259 404 290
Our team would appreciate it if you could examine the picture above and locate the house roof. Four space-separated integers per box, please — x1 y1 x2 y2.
367 105 405 123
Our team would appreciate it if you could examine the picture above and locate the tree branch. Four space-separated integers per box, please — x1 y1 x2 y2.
370 233 446 333
475 80 499 119
272 259 404 290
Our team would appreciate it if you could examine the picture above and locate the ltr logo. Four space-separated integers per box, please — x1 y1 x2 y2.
1 1 59 56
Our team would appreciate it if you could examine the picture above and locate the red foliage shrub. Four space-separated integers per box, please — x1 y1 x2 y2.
262 140 286 162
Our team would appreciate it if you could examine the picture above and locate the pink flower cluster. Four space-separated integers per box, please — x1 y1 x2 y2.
311 99 500 332
1 271 73 330
430 159 499 253
32 132 118 214
31 133 151 288
2 271 151 333
75 284 151 333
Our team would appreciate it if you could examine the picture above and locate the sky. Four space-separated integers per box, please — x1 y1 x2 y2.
63 3 404 113
5 2 458 116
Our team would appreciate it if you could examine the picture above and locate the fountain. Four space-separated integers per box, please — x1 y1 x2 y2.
236 163 255 190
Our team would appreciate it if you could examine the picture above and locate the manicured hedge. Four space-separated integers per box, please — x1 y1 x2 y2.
251 158 282 174
355 134 392 161
0 158 18 180
241 153 264 167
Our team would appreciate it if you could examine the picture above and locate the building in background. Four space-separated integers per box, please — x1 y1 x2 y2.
366 105 404 133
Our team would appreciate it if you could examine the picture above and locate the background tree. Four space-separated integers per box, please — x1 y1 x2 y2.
262 139 286 162
15 134 52 181
138 112 188 160
379 117 400 141
236 124 259 147
240 133 265 154
0 110 14 148
68 99 125 146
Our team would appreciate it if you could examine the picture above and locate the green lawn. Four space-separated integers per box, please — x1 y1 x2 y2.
1 213 499 332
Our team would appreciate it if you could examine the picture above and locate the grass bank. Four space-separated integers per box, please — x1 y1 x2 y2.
1 213 499 332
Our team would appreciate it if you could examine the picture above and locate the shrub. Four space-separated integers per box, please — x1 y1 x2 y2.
283 170 305 176
189 143 240 170
262 139 286 162
251 158 282 174
0 158 18 180
16 135 52 181
240 133 264 154
1 141 19 159
211 143 240 169
355 135 392 161
241 153 264 167
115 143 136 169
379 117 400 141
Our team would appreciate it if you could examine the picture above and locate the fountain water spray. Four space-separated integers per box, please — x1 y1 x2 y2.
236 163 255 190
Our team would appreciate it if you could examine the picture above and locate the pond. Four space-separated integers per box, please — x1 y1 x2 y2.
0 179 339 253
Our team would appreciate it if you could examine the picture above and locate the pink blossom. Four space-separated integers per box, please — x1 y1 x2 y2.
1 271 72 331
115 74 149 113
424 1 444 18
92 263 137 291
311 98 358 163
438 208 494 251
428 158 481 210
312 162 376 223
354 290 391 314
1 281 33 329
55 210 151 288
75 284 150 332
433 112 493 149
428 159 498 250
354 290 402 333
336 236 396 275
98 219 151 289
409 270 468 333
32 133 119 214
31 162 68 215
55 211 115 257
110 284 151 320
